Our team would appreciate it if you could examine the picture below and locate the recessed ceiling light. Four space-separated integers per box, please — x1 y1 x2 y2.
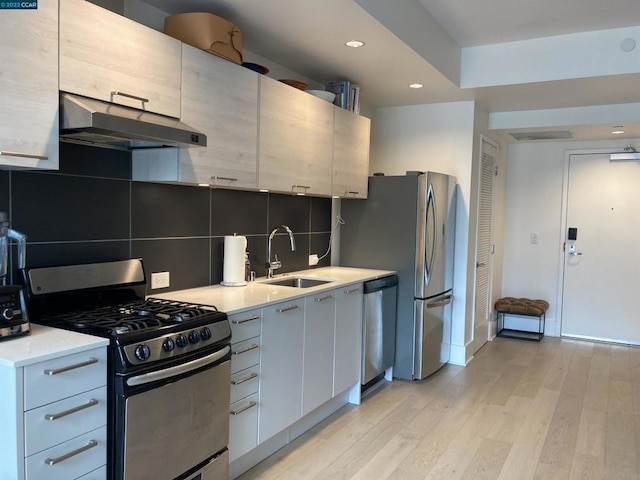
409 83 424 89
197 183 210 187
345 40 365 48
612 126 625 135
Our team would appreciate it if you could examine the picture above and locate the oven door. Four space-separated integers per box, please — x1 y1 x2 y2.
121 346 231 480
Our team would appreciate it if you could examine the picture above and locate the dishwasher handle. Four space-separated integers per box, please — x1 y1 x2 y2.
363 275 398 294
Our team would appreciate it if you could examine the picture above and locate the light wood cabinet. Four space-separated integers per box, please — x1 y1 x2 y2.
132 44 259 188
332 108 371 198
302 291 336 416
258 298 304 443
0 1 59 170
258 78 334 196
60 0 181 118
334 285 364 395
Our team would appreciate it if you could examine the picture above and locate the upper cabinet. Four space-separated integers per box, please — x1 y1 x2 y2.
60 0 182 118
258 78 334 196
0 1 59 170
332 108 370 199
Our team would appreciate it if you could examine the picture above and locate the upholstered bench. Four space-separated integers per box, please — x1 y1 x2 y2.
495 297 549 341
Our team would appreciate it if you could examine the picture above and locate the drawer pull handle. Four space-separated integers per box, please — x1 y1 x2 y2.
230 401 257 416
44 440 98 466
111 91 149 104
232 315 260 325
44 357 98 376
45 399 99 421
276 305 299 313
231 372 258 385
344 288 361 295
314 295 333 302
233 344 259 355
211 176 238 182
0 150 48 160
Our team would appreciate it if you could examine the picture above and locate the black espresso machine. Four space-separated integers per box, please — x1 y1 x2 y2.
0 211 29 340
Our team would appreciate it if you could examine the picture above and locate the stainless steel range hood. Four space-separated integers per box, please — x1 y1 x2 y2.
59 93 207 150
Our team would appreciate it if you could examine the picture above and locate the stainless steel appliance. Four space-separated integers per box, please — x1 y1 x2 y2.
341 172 456 380
362 275 397 388
0 211 29 340
23 259 231 480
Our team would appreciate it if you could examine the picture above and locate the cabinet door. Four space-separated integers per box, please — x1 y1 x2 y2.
0 1 59 169
258 299 304 443
60 0 181 118
332 109 370 198
179 44 258 188
334 285 363 395
302 291 336 416
259 78 334 196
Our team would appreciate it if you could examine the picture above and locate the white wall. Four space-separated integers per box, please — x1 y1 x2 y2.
503 137 640 336
369 101 480 365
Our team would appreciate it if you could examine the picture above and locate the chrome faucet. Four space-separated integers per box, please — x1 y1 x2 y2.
266 225 296 278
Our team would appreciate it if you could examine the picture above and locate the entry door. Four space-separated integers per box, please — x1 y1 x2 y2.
472 138 497 352
561 153 640 343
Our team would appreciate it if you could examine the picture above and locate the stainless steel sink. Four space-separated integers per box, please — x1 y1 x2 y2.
264 277 335 288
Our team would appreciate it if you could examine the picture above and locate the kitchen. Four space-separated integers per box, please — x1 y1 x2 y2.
1 0 640 479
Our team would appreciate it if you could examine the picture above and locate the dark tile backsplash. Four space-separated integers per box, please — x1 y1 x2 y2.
3 144 333 290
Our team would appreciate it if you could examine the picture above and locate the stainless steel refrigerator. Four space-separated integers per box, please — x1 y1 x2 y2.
340 172 456 380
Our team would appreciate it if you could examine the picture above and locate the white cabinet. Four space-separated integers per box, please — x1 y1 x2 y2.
302 291 336 416
133 44 259 188
59 0 181 118
332 109 371 198
0 346 108 480
334 285 364 395
258 78 334 196
0 0 59 170
258 298 305 443
228 309 261 462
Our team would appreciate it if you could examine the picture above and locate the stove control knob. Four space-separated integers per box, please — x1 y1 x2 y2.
189 330 201 344
200 327 212 341
134 344 151 361
176 334 188 348
1 308 15 321
162 337 175 352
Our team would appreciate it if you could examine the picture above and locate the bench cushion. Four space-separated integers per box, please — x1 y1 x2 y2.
495 297 549 316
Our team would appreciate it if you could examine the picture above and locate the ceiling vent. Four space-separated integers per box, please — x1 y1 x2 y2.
509 130 574 141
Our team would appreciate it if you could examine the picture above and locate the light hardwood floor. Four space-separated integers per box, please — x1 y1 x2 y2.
237 336 640 480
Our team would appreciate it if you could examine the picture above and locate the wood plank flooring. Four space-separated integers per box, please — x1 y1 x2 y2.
237 337 640 480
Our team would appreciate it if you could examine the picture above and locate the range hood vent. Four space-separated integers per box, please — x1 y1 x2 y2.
59 93 207 150
509 130 574 141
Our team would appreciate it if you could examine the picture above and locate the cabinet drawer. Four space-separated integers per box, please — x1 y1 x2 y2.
229 393 258 462
25 386 107 456
230 365 259 404
76 465 106 480
24 348 107 410
25 426 106 480
229 309 261 344
231 337 260 374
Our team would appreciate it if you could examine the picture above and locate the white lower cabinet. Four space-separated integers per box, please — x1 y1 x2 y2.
258 298 305 444
0 346 107 480
302 291 336 416
334 285 364 395
228 309 261 462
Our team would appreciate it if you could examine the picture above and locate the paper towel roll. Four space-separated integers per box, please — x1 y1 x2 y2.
222 235 247 286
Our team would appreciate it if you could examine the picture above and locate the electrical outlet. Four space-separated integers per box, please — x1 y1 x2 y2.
151 271 170 289
530 232 539 244
308 254 319 266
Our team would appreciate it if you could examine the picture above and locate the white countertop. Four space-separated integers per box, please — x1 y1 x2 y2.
151 267 396 313
0 324 109 368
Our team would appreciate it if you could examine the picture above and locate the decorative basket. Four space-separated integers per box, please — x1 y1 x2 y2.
278 79 308 90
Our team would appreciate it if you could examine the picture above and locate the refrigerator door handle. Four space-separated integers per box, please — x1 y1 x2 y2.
424 184 437 286
426 294 452 308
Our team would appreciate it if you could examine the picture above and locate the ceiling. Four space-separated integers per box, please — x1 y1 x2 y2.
136 0 640 142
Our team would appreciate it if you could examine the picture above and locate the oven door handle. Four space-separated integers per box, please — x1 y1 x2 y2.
126 346 230 387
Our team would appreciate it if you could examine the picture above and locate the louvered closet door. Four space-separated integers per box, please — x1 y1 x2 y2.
473 138 497 353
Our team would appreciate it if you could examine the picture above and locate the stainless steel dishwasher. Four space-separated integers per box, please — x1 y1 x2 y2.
362 275 398 387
